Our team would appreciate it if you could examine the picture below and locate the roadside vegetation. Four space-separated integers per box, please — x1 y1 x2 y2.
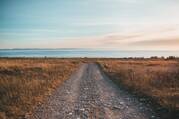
98 58 179 119
1 57 179 119
0 58 79 119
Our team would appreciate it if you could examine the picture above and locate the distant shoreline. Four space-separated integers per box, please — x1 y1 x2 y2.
0 49 179 58
0 57 179 60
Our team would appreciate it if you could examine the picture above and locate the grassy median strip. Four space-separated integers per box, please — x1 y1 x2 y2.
0 58 79 119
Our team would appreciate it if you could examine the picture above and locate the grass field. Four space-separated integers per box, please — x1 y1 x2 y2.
98 58 179 119
0 58 179 119
0 58 80 119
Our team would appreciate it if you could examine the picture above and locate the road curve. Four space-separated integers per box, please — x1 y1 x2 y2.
29 63 157 119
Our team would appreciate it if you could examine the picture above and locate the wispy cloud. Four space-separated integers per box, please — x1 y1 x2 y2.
131 39 179 46
53 25 179 50
1 24 179 50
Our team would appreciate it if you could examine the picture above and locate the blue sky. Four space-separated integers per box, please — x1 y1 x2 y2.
0 0 179 50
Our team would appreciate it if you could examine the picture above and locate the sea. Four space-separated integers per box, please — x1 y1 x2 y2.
0 49 178 58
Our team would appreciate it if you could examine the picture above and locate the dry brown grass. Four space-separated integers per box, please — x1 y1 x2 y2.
1 58 178 118
98 59 179 118
0 58 80 119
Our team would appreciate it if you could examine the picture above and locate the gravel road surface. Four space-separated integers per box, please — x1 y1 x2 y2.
30 63 158 119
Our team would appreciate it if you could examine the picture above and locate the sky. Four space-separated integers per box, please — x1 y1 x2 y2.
0 0 179 50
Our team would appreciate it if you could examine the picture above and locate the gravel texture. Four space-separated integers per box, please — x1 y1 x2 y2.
29 63 158 119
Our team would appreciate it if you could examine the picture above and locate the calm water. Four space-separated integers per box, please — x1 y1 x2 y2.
0 49 178 58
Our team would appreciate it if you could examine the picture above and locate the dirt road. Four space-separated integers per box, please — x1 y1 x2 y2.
30 63 158 119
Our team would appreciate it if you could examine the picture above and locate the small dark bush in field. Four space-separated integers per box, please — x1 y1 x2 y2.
166 56 178 60
150 56 159 59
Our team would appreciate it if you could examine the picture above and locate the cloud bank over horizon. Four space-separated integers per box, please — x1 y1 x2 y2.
1 0 179 50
